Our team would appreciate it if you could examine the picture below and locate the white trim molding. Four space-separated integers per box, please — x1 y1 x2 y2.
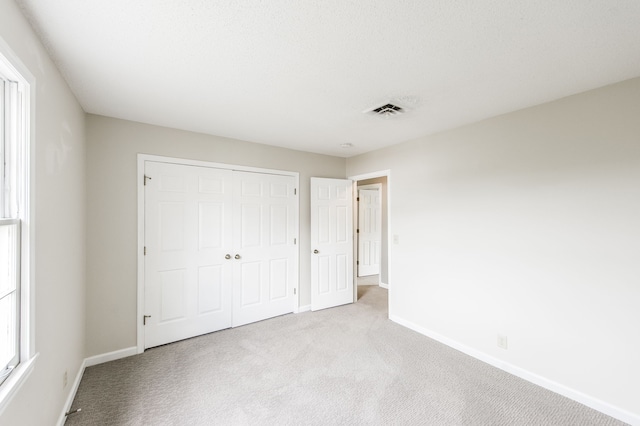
57 358 86 426
0 35 37 419
0 353 38 417
297 304 311 313
389 314 640 426
84 347 138 368
57 346 137 426
348 170 391 307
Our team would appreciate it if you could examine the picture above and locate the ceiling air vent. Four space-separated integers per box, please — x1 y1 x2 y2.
365 103 405 117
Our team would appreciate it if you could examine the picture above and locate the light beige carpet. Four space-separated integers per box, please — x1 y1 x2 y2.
66 287 625 425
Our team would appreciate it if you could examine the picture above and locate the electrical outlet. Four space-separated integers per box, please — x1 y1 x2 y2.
63 370 68 388
497 334 508 350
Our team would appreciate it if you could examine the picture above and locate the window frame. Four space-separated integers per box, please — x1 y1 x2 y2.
0 36 36 416
0 218 21 382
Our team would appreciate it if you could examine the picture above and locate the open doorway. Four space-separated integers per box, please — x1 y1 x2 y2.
349 171 390 301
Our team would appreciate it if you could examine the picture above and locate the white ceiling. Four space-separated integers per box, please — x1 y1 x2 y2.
16 0 640 157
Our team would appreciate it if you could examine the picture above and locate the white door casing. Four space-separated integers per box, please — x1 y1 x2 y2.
357 188 381 277
143 159 298 349
310 177 354 311
144 162 233 349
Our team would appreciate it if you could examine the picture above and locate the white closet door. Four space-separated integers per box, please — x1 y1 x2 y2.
310 177 354 311
232 171 297 326
144 162 233 349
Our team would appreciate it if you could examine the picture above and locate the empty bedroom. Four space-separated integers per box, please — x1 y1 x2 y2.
0 0 638 425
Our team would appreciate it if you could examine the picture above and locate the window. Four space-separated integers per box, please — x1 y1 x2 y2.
0 40 34 410
0 76 22 386
0 221 20 385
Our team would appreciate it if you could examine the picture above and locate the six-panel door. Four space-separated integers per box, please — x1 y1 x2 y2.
357 189 381 276
144 162 234 349
310 177 354 311
144 162 297 349
232 171 297 327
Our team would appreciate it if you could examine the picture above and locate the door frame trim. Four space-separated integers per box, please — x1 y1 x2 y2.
137 154 300 354
348 170 391 303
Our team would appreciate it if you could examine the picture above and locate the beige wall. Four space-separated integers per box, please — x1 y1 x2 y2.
0 1 86 425
85 115 345 356
346 77 640 418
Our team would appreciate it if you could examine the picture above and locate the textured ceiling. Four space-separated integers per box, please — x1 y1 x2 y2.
15 0 640 157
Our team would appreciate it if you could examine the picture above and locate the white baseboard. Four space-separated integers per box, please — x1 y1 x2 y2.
57 320 639 425
85 346 137 368
57 358 86 426
379 282 389 289
389 315 639 426
57 346 138 426
297 304 311 313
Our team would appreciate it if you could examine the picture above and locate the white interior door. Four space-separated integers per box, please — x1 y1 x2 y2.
232 171 297 326
144 161 233 349
357 189 381 277
310 177 354 311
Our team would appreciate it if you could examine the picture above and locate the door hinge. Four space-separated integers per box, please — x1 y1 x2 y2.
144 175 152 186
294 188 297 195
144 246 147 255
357 229 359 233
293 288 296 295
294 238 297 245
357 197 360 201
357 261 359 265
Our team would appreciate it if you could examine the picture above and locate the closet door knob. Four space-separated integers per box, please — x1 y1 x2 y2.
313 249 319 254
225 254 231 260
235 254 241 259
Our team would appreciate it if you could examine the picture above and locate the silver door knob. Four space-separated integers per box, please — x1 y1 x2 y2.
235 254 241 259
225 254 231 260
313 249 319 254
